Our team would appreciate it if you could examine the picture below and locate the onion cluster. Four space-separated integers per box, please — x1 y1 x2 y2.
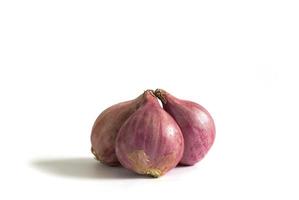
91 89 215 177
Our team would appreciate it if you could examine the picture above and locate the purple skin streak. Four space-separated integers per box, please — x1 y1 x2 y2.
155 89 216 166
115 92 184 177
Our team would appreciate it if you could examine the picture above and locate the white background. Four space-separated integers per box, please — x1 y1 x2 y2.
0 0 298 199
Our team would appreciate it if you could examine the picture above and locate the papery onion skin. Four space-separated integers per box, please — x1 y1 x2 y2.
91 93 146 166
155 89 215 166
115 91 184 177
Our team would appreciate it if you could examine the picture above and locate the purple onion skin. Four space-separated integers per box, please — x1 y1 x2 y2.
155 89 215 166
115 92 184 177
91 93 146 166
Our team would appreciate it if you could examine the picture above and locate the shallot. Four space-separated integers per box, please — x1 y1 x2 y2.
155 89 215 166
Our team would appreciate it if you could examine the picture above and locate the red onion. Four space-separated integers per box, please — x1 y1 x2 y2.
115 90 184 177
91 92 148 166
155 89 215 166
